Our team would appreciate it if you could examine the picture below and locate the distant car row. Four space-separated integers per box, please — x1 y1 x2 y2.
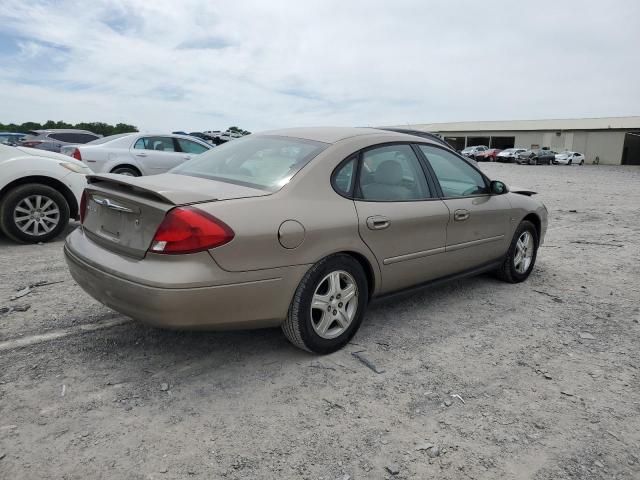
173 129 247 145
0 127 248 153
461 145 585 165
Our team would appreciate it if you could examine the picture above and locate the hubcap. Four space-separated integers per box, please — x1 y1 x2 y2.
310 270 358 339
13 195 60 236
514 230 534 274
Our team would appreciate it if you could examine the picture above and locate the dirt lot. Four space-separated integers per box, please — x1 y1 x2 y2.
1 164 639 480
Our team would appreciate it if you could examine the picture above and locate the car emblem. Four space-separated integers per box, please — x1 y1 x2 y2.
93 197 134 213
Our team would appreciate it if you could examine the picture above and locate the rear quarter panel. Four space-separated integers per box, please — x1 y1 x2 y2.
198 134 401 293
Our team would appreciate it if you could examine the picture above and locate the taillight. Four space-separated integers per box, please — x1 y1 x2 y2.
150 207 234 254
79 190 88 224
21 140 43 148
72 148 82 161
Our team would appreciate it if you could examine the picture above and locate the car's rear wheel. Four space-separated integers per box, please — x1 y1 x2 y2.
111 166 141 176
282 254 368 354
495 220 538 283
568 159 573 165
580 160 584 165
0 183 70 243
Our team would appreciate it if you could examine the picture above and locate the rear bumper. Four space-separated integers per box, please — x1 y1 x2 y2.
64 228 309 329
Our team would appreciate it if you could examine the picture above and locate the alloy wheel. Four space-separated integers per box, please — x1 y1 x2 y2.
310 270 358 339
514 231 534 274
13 195 60 237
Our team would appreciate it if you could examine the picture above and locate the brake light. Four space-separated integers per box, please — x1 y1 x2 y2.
79 190 88 224
72 148 82 161
150 207 234 254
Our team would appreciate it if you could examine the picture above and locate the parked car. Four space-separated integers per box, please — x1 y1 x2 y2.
496 148 527 163
379 128 479 166
189 132 227 146
61 133 212 176
461 145 488 158
517 149 556 165
554 151 585 165
0 144 90 243
65 127 547 353
474 148 502 162
0 132 28 146
20 129 102 153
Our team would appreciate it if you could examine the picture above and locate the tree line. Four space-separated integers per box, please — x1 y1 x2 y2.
1 121 251 137
0 120 138 137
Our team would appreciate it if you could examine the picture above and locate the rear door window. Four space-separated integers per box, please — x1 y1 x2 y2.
358 144 431 201
133 137 176 152
49 133 75 142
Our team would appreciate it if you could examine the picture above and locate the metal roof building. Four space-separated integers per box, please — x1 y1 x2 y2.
399 116 640 165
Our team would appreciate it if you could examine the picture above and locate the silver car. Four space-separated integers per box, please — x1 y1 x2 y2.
61 133 212 176
20 129 101 152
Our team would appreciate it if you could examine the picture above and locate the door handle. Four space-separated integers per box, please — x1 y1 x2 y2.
135 152 147 157
454 209 470 222
366 216 390 230
183 155 191 160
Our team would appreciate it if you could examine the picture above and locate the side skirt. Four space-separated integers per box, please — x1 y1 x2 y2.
371 258 503 304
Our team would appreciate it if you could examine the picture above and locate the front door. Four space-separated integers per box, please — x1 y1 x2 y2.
353 144 450 294
417 144 511 268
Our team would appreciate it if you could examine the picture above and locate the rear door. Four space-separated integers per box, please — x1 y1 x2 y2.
417 144 511 268
352 144 451 293
130 136 187 174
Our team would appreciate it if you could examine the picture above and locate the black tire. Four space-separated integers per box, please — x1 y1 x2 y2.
111 166 141 176
494 220 539 283
0 183 70 243
282 254 369 354
580 160 584 165
568 159 572 166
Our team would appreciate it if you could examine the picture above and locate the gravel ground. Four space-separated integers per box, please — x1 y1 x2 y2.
0 163 639 480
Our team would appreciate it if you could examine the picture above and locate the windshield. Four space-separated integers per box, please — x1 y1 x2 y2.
172 135 328 191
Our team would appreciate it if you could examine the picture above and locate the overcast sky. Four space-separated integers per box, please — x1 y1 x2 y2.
1 0 638 132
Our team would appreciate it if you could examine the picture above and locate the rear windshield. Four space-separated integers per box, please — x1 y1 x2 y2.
172 135 328 191
85 133 133 145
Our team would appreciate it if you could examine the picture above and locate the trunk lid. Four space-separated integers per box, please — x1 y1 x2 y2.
82 173 270 258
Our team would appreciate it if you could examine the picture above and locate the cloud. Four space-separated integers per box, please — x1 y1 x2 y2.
0 0 638 132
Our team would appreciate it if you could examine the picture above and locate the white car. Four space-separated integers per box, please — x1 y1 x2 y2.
0 144 90 243
61 133 212 176
555 151 585 165
460 145 488 157
496 148 527 163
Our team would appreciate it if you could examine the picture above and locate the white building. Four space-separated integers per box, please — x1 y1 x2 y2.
401 116 640 165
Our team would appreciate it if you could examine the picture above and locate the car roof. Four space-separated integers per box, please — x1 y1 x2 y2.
257 127 400 144
35 129 97 134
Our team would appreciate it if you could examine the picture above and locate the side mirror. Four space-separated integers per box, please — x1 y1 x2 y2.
490 180 508 195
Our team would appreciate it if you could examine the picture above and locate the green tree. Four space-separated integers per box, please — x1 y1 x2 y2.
0 120 138 135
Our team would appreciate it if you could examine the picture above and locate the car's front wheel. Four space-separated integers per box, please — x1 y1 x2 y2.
495 220 539 283
282 254 368 354
0 183 70 243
